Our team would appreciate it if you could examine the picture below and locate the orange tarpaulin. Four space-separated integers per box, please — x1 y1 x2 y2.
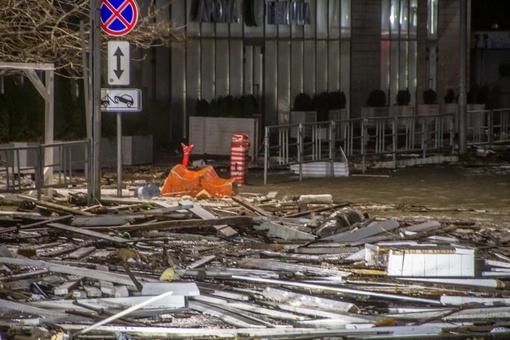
160 164 238 198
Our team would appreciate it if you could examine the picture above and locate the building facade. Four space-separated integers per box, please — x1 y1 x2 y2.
132 0 468 151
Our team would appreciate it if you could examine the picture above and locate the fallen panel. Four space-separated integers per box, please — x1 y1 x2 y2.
322 219 400 242
387 245 475 277
440 295 510 307
141 282 200 296
0 257 136 286
233 275 442 305
253 220 316 241
238 258 352 278
188 300 267 328
29 295 186 311
259 287 357 313
47 223 128 244
0 298 67 317
290 161 349 178
191 295 305 321
397 277 504 288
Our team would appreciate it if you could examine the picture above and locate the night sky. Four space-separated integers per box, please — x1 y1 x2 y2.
472 0 510 30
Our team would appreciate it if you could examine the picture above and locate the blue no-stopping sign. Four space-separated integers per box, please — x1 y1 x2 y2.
100 0 139 36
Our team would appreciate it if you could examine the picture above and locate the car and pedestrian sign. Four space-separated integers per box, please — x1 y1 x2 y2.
100 0 139 37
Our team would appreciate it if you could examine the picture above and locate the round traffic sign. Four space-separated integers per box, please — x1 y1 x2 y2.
100 0 139 37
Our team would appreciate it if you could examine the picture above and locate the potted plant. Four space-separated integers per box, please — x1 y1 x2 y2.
313 92 330 122
392 89 414 117
444 88 456 104
290 92 317 138
327 91 348 121
396 89 411 106
423 89 437 105
418 88 439 117
362 89 389 119
366 89 386 107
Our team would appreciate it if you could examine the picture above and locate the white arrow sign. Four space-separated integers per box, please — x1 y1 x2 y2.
108 41 130 85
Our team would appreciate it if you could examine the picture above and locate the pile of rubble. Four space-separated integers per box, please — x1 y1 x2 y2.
1 190 510 339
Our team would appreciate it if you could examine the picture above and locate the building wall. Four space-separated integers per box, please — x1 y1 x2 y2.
437 0 461 103
136 0 464 151
350 0 381 116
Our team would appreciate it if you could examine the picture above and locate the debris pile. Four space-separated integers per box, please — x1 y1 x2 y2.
1 191 510 339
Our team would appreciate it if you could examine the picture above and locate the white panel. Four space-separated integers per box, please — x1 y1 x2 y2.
265 41 278 126
195 117 259 158
304 0 316 39
388 248 475 277
187 40 200 103
215 40 229 96
316 41 328 94
303 41 316 95
244 46 253 95
329 0 340 39
278 41 290 116
328 41 340 91
229 41 243 96
291 42 304 105
316 0 327 39
171 39 186 137
340 41 350 111
188 117 206 154
201 40 215 100
341 0 351 39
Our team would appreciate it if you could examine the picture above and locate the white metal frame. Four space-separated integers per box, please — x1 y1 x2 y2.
0 62 55 196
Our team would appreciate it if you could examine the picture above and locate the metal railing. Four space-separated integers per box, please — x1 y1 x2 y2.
263 114 455 184
467 108 510 145
0 140 90 199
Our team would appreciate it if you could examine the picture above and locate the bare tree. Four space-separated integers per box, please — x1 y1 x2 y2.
0 0 185 77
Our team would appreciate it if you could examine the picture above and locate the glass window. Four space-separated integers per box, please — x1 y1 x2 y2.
427 0 438 40
382 0 418 106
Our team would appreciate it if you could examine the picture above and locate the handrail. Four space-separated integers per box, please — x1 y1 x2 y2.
0 140 90 199
263 113 456 184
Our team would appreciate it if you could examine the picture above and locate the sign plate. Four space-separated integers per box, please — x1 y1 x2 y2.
108 41 130 85
100 0 139 36
101 88 142 112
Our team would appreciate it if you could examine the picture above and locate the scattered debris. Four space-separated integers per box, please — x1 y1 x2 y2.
1 185 510 339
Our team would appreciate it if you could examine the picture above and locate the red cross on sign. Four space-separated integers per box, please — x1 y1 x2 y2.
100 0 139 37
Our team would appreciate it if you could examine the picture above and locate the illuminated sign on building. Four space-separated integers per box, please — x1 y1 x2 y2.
267 1 311 25
190 0 240 23
190 0 311 26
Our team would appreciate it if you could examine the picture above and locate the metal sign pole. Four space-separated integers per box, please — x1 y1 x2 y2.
90 0 102 203
117 111 123 197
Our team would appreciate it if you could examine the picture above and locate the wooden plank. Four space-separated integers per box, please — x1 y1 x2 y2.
187 255 216 269
322 219 400 242
54 278 83 295
253 219 315 241
84 216 253 232
97 264 115 296
238 258 352 278
0 257 136 286
67 246 97 259
180 200 239 238
0 298 67 317
47 223 128 244
141 282 201 296
232 195 273 217
18 194 94 216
